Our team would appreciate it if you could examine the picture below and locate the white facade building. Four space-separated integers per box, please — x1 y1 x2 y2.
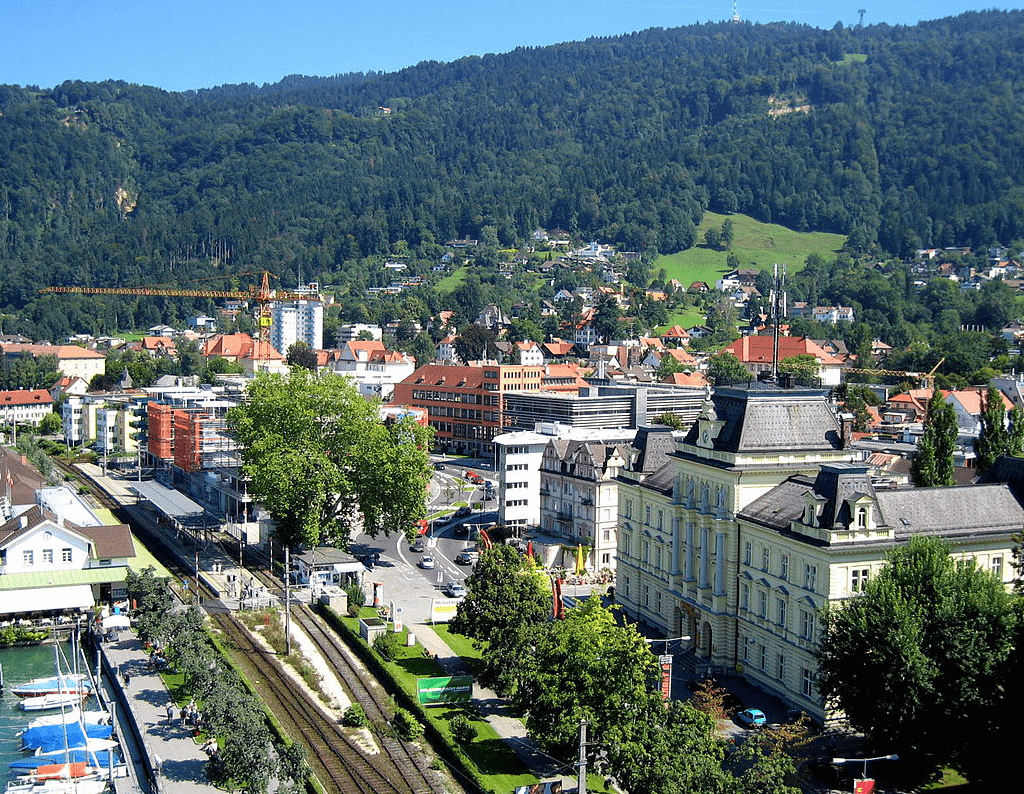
332 341 416 401
271 284 324 354
494 423 635 528
0 390 53 426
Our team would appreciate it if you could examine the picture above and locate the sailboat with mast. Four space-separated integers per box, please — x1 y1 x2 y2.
7 645 111 794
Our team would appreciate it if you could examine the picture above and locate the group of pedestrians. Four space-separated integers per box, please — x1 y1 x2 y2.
165 699 204 735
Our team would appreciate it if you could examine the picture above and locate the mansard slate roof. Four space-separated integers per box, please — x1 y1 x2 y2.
741 472 1024 545
629 426 677 474
683 384 844 453
874 484 1024 540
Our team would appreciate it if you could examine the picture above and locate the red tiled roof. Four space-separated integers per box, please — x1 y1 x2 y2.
0 389 52 406
724 335 842 365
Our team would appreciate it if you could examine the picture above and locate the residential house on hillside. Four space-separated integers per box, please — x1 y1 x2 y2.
722 336 844 386
660 325 691 346
332 341 416 400
0 344 106 383
201 333 287 375
49 375 89 403
494 341 545 367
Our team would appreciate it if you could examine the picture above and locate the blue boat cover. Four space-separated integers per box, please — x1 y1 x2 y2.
10 751 122 769
11 676 92 695
21 723 113 751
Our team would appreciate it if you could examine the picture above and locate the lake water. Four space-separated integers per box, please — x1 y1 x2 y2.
0 640 106 781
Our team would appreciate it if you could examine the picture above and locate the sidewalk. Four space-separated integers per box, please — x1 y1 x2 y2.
101 633 217 794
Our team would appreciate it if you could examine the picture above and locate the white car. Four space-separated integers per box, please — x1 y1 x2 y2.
418 555 436 569
443 581 466 598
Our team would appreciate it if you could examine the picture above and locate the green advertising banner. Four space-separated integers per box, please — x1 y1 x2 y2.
417 675 473 705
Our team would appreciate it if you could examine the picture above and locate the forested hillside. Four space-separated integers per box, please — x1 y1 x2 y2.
2 11 1024 340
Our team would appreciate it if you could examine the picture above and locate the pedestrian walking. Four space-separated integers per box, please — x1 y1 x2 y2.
122 670 130 687
165 701 175 722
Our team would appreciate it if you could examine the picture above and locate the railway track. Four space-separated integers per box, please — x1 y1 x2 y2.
58 460 451 794
243 560 443 794
212 609 420 794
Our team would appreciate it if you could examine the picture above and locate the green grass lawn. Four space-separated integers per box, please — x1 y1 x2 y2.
654 212 846 289
434 266 469 293
340 612 537 792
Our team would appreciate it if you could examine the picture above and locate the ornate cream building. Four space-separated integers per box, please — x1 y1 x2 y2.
616 383 1022 722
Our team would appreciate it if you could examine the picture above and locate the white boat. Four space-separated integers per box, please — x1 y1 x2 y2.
18 694 89 713
33 740 119 758
24 711 109 731
10 675 91 699
6 778 107 794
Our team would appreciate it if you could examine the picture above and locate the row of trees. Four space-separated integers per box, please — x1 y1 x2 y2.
450 545 807 794
912 385 1024 487
124 568 308 793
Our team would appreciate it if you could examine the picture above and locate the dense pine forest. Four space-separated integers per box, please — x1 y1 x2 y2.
3 11 1024 341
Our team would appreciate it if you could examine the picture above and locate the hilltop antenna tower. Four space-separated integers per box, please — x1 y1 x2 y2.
732 0 741 23
770 263 787 380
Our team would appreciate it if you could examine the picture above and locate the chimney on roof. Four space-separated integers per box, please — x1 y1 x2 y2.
839 412 855 449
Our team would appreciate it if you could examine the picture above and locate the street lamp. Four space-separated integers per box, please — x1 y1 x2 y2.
832 754 898 782
644 635 691 655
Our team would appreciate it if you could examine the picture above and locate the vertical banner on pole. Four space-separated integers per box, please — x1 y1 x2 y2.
659 654 673 701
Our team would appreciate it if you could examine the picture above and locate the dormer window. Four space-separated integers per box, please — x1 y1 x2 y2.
804 504 815 525
857 507 868 528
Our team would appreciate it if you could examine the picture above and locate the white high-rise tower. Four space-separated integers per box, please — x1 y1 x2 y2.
271 283 324 354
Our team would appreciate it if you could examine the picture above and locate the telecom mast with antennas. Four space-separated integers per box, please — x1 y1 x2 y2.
732 0 741 23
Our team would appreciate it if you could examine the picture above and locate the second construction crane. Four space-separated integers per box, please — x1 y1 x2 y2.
40 270 321 346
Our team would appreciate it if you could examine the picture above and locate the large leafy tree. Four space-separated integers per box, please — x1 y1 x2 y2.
816 536 1018 785
605 700 733 794
228 370 432 550
512 597 664 766
910 389 957 487
450 544 552 695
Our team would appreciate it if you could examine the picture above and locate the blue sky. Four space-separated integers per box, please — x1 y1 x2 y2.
0 2 1017 92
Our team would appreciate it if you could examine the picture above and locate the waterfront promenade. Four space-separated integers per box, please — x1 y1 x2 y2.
100 634 217 794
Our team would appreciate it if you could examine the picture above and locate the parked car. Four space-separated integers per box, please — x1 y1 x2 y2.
455 550 479 565
410 538 426 552
433 462 446 471
735 708 767 728
443 581 467 598
356 551 381 568
418 555 436 569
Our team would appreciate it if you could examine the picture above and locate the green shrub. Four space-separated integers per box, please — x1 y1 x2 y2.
342 704 367 728
449 713 479 744
372 630 400 661
392 708 423 741
343 582 365 609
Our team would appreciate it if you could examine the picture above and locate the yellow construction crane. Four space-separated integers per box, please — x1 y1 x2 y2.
40 270 321 345
843 357 946 390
